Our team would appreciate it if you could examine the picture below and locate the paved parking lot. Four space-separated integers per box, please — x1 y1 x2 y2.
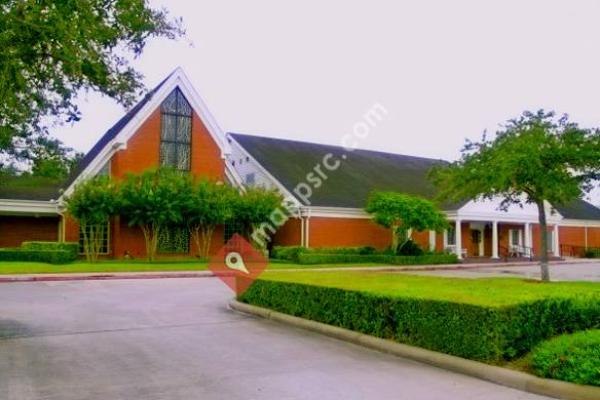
404 261 600 281
0 278 551 400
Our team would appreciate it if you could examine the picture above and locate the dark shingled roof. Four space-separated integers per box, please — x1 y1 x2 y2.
554 199 600 221
229 133 460 209
230 133 600 220
0 176 63 201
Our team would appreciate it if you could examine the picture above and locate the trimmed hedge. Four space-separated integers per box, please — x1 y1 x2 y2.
21 241 79 259
297 253 458 265
0 242 79 264
271 246 306 262
271 245 457 265
531 330 600 386
239 279 600 362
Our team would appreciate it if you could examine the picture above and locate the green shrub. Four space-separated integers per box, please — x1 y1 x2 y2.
271 246 308 262
584 248 600 258
531 330 600 386
296 253 458 265
21 241 79 259
271 246 379 261
396 239 424 256
239 280 600 362
0 248 76 264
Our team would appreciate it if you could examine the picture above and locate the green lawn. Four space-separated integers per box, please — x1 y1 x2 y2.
0 260 383 275
259 270 600 307
0 260 209 274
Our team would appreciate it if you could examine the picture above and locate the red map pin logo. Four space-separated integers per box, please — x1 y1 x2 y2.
208 233 268 295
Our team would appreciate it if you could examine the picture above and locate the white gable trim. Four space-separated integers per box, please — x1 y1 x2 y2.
306 206 371 219
0 199 59 215
227 134 302 206
560 219 600 228
61 67 231 199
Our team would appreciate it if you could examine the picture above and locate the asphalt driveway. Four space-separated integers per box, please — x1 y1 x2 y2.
0 278 551 400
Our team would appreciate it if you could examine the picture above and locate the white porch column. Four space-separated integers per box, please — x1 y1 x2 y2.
491 220 499 259
524 223 531 248
553 224 560 257
429 230 436 252
455 220 462 259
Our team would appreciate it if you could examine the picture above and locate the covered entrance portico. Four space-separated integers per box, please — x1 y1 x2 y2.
437 198 563 261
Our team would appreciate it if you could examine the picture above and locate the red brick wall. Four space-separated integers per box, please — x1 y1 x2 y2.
65 95 226 259
273 218 302 247
589 227 600 247
559 226 585 247
307 217 392 250
0 216 59 247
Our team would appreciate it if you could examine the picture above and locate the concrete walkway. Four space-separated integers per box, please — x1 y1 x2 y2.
0 278 551 400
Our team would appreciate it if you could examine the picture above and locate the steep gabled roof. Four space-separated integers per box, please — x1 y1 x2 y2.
62 72 173 191
229 133 457 209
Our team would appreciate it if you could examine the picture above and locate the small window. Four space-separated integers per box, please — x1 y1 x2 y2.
245 173 256 186
224 222 243 244
79 223 110 255
158 226 190 253
509 229 521 246
446 226 456 246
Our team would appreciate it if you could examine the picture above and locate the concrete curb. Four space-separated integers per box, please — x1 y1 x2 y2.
0 271 214 283
229 299 600 400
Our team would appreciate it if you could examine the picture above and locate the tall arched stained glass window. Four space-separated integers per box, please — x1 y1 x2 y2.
160 88 192 171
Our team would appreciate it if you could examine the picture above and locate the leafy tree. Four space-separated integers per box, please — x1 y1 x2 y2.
119 168 188 261
365 191 448 253
8 136 82 179
0 0 183 155
65 176 119 262
183 180 236 258
430 110 600 281
233 187 283 250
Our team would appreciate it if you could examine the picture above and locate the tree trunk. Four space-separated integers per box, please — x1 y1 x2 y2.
536 200 551 282
81 221 91 263
191 226 202 258
200 226 214 258
141 225 155 262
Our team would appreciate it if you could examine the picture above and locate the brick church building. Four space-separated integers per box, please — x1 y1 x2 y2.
1 69 599 260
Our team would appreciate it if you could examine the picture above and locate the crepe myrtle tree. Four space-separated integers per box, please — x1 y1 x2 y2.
232 187 283 251
365 191 448 253
430 110 600 281
119 168 188 261
65 176 119 262
182 179 237 258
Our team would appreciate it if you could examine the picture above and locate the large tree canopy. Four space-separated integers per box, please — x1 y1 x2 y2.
430 110 600 281
0 0 183 155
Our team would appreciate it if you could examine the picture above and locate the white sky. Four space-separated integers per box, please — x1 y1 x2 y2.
51 0 600 202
